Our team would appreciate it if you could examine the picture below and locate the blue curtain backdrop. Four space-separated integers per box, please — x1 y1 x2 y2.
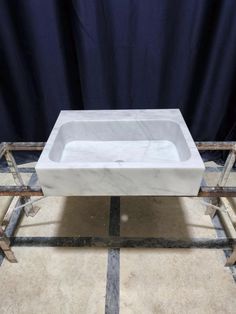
0 0 236 142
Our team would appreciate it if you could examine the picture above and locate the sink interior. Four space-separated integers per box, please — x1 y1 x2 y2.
49 120 191 163
60 140 180 163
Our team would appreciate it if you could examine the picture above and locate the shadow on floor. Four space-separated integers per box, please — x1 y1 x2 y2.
55 196 191 240
56 196 110 237
120 197 190 239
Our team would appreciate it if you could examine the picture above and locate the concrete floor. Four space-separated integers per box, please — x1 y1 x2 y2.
0 162 236 313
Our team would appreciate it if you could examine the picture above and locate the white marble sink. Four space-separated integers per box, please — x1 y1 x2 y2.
35 109 205 196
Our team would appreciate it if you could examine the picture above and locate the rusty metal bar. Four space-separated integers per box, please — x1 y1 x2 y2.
2 141 236 152
198 186 236 197
1 141 236 154
5 142 45 151
196 141 236 150
1 141 236 152
0 186 236 197
0 186 43 196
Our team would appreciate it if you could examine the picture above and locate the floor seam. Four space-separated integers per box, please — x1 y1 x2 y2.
105 197 120 314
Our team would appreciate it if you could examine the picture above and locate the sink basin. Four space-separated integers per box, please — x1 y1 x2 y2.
35 109 205 196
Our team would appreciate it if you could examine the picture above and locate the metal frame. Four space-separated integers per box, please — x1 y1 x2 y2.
0 141 236 267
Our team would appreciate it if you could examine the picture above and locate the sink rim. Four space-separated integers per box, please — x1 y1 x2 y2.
36 109 205 171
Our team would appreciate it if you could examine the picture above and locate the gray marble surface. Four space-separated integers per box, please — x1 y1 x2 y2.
35 109 205 196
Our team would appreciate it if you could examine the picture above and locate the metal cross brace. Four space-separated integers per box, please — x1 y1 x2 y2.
4 150 39 217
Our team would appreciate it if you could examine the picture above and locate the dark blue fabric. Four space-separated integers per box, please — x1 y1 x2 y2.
0 0 236 142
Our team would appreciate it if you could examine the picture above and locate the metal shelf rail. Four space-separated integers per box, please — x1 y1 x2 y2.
0 141 236 267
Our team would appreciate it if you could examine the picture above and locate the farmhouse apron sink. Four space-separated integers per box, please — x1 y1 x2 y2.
35 109 205 196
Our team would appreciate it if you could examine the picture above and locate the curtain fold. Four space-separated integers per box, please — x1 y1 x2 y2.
0 0 236 142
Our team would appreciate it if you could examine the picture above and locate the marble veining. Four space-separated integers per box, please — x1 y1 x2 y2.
35 109 205 196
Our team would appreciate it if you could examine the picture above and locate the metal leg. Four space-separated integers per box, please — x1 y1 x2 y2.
0 142 6 160
206 150 235 207
219 198 236 266
202 177 220 217
217 150 236 187
203 150 236 266
1 197 19 229
225 245 236 267
218 150 236 266
0 227 17 263
4 150 38 217
0 174 39 263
